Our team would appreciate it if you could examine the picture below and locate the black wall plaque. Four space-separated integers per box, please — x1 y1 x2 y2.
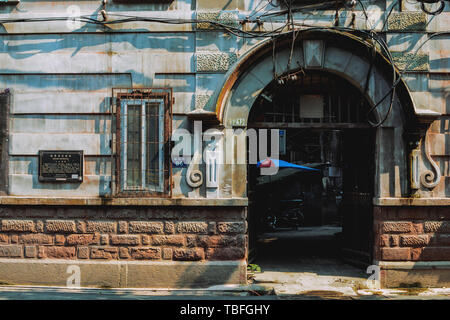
39 150 83 182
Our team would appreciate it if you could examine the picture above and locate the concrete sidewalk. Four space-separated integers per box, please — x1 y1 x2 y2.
0 284 450 300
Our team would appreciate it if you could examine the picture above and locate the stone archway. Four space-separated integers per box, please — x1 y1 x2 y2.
203 29 441 200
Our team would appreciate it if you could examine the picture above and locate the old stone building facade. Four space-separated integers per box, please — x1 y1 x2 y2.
0 0 448 288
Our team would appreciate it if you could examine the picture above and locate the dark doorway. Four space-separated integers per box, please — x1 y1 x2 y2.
247 70 376 279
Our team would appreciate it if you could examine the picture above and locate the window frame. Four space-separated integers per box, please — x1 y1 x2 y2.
113 88 172 198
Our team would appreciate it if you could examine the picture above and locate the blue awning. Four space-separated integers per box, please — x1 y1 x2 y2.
257 158 320 171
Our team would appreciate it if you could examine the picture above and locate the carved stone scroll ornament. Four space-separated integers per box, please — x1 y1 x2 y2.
186 120 204 189
420 130 441 189
186 153 203 188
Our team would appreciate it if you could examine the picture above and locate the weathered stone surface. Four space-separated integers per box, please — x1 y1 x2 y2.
381 247 410 261
177 222 208 234
119 247 130 259
0 234 8 243
400 235 429 247
380 234 389 247
129 222 163 234
142 235 151 245
217 222 245 234
392 52 429 71
197 235 245 247
206 247 245 260
196 11 239 30
55 235 65 245
118 221 128 234
0 245 22 257
388 12 426 31
66 234 100 245
100 234 109 245
433 234 450 246
420 247 450 260
382 222 413 233
110 235 140 246
44 246 76 259
164 221 175 234
130 247 161 260
173 248 204 261
195 94 211 110
90 247 119 260
1 220 35 232
424 221 450 233
77 247 89 259
46 220 76 233
390 235 400 247
19 234 53 245
196 52 238 72
151 235 185 246
162 248 173 260
24 246 36 258
86 221 117 233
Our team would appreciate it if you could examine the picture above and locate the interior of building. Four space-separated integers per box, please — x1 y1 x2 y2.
247 70 376 286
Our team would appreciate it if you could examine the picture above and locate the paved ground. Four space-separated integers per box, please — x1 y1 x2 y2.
249 225 450 300
0 225 449 300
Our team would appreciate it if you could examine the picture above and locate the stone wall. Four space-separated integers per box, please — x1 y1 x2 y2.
374 206 450 262
0 206 247 262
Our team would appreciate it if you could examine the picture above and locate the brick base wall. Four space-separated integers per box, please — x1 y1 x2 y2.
0 206 248 262
374 206 450 262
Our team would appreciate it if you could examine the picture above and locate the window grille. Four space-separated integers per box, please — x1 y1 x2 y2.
112 88 172 197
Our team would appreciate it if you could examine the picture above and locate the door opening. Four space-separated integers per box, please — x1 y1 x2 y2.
246 70 375 285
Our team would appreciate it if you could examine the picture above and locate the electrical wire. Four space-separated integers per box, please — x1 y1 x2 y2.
0 3 446 126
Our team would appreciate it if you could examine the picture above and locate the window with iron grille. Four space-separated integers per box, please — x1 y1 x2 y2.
113 88 172 197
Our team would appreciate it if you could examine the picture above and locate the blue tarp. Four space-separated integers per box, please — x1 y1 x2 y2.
256 158 320 171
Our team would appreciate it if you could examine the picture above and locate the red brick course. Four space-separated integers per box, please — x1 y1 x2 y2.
0 207 247 262
375 206 450 262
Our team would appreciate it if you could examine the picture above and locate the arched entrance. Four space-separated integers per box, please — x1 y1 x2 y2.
246 69 376 270
196 28 441 287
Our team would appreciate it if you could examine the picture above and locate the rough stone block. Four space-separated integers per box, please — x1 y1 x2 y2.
44 246 76 259
77 247 89 259
90 247 119 260
173 248 204 261
177 222 208 234
217 222 246 234
130 247 161 260
129 221 163 234
24 246 37 258
392 52 429 71
400 235 429 247
46 220 76 233
119 247 130 259
19 234 53 245
196 52 238 72
66 234 100 245
110 235 140 246
118 221 128 234
0 245 22 258
55 235 65 245
381 247 410 261
151 235 185 246
424 221 450 233
164 221 175 234
86 221 117 233
196 11 239 30
0 234 8 243
420 247 450 260
206 247 245 260
388 12 426 31
1 220 35 232
162 248 173 260
382 221 413 233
